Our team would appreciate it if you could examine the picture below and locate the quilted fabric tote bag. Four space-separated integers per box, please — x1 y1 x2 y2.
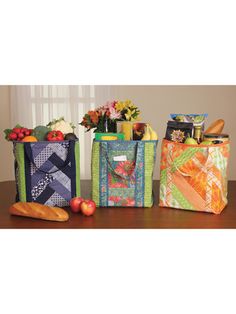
159 139 230 214
92 140 158 207
13 140 80 207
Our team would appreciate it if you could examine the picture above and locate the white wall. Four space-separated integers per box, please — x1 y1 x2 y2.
0 86 14 182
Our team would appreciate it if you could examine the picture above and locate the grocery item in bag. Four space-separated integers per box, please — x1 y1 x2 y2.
95 133 125 140
170 114 208 131
133 123 147 140
203 133 229 144
165 121 194 143
205 119 225 134
117 121 133 140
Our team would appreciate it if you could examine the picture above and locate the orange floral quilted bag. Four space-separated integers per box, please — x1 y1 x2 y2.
159 139 230 214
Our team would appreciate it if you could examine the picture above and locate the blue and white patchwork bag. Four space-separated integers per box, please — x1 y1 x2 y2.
13 140 80 207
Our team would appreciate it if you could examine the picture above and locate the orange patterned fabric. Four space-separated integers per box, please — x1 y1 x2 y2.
159 139 230 214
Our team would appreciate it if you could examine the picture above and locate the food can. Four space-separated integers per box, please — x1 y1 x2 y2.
203 133 229 144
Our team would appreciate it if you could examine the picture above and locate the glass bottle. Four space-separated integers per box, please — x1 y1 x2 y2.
193 125 202 144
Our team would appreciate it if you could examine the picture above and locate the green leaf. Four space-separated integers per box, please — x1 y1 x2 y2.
4 129 12 141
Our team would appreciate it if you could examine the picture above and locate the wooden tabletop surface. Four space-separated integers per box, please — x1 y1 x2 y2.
0 180 236 229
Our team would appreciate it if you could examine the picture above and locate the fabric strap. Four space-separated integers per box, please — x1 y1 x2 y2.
24 141 75 174
100 142 139 180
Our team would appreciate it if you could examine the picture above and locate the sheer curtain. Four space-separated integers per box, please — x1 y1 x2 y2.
10 85 111 179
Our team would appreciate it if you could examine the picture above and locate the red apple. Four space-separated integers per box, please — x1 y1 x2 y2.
80 200 96 216
70 197 84 213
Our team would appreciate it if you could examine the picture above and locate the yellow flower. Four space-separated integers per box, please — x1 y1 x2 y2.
129 104 137 110
124 100 132 106
125 114 130 120
115 99 141 121
115 101 126 112
125 106 141 121
125 108 133 121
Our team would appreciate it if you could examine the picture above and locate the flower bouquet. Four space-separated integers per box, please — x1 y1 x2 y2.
80 100 140 133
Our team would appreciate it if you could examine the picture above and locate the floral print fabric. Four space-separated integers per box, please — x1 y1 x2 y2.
159 139 230 214
95 140 157 207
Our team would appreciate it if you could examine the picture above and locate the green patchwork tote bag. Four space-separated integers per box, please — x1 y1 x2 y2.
92 140 158 207
13 140 80 207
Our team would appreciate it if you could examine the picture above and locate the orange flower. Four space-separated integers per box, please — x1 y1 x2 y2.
88 111 99 124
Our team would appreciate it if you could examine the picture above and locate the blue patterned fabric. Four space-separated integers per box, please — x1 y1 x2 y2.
14 141 80 207
95 140 157 207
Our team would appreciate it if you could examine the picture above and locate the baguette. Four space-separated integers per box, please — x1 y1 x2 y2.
205 119 225 134
9 202 69 222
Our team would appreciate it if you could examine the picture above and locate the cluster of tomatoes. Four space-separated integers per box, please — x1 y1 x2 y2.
8 127 33 141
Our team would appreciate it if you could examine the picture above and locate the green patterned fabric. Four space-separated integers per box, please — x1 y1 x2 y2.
14 143 27 202
170 147 199 172
171 185 194 210
92 141 100 205
144 142 155 207
92 140 158 208
75 141 81 197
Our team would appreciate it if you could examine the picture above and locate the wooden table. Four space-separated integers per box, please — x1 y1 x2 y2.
0 180 236 228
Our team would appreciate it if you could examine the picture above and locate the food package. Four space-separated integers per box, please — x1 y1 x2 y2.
95 133 125 140
165 121 194 143
170 114 208 131
133 122 147 140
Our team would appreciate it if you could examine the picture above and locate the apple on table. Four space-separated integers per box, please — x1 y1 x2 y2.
70 197 96 216
70 197 84 213
80 200 96 216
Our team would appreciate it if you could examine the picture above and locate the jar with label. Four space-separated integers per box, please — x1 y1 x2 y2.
117 121 133 140
203 133 229 144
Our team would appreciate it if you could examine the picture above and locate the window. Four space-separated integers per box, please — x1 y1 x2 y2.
10 85 111 178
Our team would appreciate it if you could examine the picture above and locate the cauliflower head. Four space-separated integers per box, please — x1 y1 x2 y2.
47 117 75 135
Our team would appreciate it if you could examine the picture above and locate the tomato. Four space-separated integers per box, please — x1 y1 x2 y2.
46 130 64 141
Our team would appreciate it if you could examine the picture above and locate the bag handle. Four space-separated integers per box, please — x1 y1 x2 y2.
24 141 75 174
100 142 140 180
